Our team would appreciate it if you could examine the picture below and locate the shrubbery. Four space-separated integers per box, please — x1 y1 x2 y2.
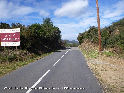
0 18 64 54
77 18 124 53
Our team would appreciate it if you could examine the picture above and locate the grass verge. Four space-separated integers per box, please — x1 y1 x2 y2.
0 50 51 77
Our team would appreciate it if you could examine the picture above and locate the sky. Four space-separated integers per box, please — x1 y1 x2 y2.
0 0 124 40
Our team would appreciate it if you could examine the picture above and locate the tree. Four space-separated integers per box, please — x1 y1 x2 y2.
0 22 10 29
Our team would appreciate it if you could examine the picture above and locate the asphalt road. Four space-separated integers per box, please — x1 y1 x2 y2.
0 47 103 93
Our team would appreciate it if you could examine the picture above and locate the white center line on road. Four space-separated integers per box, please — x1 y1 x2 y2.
53 59 61 66
65 51 68 54
26 70 50 93
61 55 64 58
53 50 69 67
26 49 71 93
65 49 71 54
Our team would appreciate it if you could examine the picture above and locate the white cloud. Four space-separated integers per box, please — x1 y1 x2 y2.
80 17 97 27
54 0 88 17
55 23 82 40
62 33 79 40
55 17 97 40
0 0 49 19
39 10 49 17
0 0 34 18
55 15 112 40
0 1 11 18
12 6 34 16
103 0 124 18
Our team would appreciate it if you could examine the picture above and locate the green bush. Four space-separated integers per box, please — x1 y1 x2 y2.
103 51 114 57
77 18 124 53
8 54 17 62
0 18 64 54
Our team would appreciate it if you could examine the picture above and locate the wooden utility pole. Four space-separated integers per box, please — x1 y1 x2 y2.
0 33 1 47
96 0 102 51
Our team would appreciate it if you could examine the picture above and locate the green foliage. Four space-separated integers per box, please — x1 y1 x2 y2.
103 51 114 57
81 48 99 59
77 18 124 53
0 52 51 77
0 18 64 53
8 54 17 62
77 33 84 44
0 22 10 29
88 50 99 58
77 26 98 44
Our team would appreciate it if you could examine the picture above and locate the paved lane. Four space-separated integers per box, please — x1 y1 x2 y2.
0 47 103 93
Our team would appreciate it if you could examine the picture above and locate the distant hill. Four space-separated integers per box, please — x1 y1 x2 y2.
64 40 79 44
62 40 79 47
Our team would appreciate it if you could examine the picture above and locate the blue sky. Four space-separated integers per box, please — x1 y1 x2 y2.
0 0 124 40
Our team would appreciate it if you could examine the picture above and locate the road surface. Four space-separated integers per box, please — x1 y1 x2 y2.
0 47 103 93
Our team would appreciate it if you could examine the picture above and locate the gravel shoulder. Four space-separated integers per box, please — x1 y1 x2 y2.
79 42 124 93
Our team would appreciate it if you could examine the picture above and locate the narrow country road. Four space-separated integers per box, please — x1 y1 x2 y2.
0 47 103 93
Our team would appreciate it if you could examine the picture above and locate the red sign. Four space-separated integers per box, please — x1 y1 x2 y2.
1 32 20 42
0 28 20 46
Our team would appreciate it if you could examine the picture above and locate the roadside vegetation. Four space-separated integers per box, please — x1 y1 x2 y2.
78 18 124 93
0 18 65 77
78 18 124 55
0 50 51 77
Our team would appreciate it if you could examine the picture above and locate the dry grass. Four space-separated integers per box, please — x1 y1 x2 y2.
79 41 124 93
0 52 51 77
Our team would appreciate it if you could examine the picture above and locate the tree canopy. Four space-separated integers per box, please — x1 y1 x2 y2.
0 18 64 53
